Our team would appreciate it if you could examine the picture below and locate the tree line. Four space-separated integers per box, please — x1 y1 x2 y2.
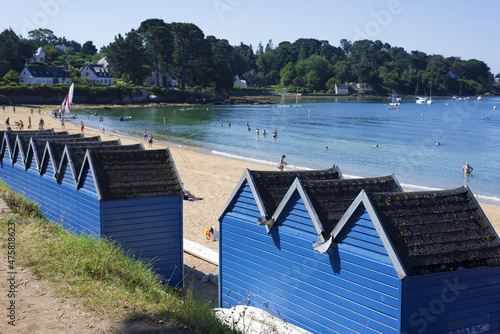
1 21 499 95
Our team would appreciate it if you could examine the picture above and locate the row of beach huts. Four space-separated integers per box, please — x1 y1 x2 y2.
0 129 499 333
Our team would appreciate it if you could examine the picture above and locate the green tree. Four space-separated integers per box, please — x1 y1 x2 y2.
280 62 296 87
2 69 19 83
104 30 150 84
81 41 97 55
0 29 35 77
28 28 57 46
170 22 207 90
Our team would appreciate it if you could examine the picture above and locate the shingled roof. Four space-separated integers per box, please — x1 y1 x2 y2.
301 175 402 236
249 167 342 217
90 149 183 201
368 187 500 276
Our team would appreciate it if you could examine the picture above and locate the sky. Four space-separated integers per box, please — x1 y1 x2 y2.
2 0 499 75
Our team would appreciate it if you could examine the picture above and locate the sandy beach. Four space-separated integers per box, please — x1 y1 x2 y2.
3 104 500 254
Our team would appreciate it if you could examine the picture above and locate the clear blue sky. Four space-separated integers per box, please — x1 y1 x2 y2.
2 0 499 74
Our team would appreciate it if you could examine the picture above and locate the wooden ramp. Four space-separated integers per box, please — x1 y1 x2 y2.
183 239 219 265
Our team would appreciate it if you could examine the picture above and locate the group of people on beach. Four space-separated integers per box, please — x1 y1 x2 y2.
143 129 154 147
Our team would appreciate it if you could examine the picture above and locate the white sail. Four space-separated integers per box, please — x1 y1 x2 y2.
60 96 67 114
65 83 74 114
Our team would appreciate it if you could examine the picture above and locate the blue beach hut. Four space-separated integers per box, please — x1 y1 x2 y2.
218 173 500 333
0 130 184 286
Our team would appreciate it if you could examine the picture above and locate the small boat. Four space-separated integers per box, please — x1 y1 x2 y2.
293 89 302 107
59 83 76 118
427 83 433 104
104 106 112 111
277 88 289 108
387 90 400 110
414 82 427 104
119 116 132 121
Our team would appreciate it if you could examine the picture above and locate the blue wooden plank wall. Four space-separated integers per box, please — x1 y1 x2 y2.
0 153 101 236
220 187 402 334
402 266 500 333
101 196 183 287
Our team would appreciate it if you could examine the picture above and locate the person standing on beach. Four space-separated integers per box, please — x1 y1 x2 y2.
143 129 147 141
80 121 84 134
277 155 287 171
148 133 153 147
13 107 15 114
61 117 65 129
3 105 5 112
28 116 31 129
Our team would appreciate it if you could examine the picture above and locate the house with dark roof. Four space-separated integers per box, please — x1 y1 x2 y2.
0 130 184 286
145 69 177 88
18 65 72 85
80 62 114 86
218 172 500 333
335 83 349 94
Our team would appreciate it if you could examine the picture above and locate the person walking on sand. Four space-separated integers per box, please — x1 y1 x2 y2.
28 116 31 129
462 162 473 176
277 154 287 171
61 117 65 129
143 129 147 141
80 121 84 134
148 133 153 147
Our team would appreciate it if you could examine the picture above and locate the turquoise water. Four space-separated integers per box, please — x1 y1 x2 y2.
74 97 500 204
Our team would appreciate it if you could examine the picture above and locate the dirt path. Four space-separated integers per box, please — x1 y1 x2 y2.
0 199 218 334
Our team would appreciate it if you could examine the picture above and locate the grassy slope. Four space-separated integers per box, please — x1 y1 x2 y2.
0 183 234 333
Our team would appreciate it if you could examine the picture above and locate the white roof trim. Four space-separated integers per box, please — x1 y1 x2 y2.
271 178 326 241
217 169 267 221
321 190 407 279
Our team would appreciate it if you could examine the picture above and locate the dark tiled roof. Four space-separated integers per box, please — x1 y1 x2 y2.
250 167 341 217
301 176 402 236
26 66 72 78
91 150 183 201
67 143 142 173
369 187 500 276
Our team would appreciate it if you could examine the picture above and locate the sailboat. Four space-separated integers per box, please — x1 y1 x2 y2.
277 88 289 108
427 83 433 104
60 83 78 119
387 90 400 110
293 89 302 107
414 82 427 104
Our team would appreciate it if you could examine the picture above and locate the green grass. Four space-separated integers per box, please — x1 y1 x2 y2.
0 183 234 333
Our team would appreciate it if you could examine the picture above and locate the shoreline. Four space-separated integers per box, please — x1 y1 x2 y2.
1 105 499 241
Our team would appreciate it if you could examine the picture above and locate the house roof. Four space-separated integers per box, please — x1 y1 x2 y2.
23 66 71 78
249 167 342 218
367 187 500 276
81 63 112 78
335 83 348 89
89 149 183 201
300 175 402 236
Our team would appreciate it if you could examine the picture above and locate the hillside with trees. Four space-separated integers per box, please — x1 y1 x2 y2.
1 21 499 97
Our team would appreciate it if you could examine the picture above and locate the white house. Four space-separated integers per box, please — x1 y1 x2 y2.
29 47 45 63
80 62 114 86
18 65 72 84
335 83 349 95
145 69 177 88
234 75 247 88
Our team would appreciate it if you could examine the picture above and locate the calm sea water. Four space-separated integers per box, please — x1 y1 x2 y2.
73 96 500 204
